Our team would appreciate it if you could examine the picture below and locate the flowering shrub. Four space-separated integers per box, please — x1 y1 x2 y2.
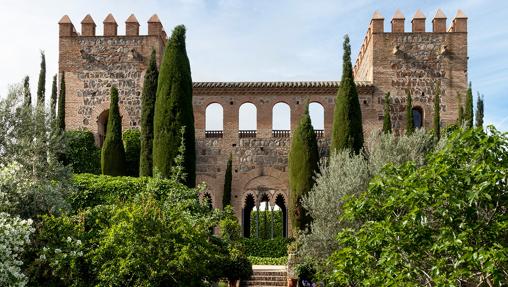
0 212 34 287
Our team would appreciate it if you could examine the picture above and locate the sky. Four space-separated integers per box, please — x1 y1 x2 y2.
0 0 507 131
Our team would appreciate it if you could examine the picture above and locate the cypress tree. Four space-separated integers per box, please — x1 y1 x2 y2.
50 74 57 120
405 91 415 135
139 50 159 177
382 92 392 134
222 153 233 208
331 35 364 154
475 93 484 129
101 86 127 176
433 84 441 140
153 25 195 187
288 105 319 236
36 51 46 108
464 82 474 128
23 76 31 108
57 72 66 130
456 92 464 125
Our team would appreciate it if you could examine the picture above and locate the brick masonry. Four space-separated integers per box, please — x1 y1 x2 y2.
59 10 468 237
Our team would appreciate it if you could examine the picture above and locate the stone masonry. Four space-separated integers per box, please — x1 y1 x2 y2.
59 10 468 237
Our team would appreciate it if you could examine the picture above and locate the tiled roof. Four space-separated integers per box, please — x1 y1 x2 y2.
192 81 372 88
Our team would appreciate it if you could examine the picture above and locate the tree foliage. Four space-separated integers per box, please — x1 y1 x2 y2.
139 50 158 177
406 91 415 135
289 105 319 236
101 86 126 176
222 153 233 208
464 82 474 128
57 72 66 131
331 35 364 154
123 129 140 177
153 25 195 186
49 74 57 121
324 127 508 286
382 92 391 134
433 84 441 140
23 76 31 108
300 129 436 272
476 93 484 129
36 51 46 108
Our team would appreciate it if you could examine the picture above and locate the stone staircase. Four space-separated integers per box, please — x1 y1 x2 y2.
240 265 287 287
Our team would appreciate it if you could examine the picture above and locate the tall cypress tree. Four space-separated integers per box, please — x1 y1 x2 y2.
222 153 232 208
50 74 57 120
289 105 319 236
36 51 46 108
475 93 484 129
433 84 441 140
382 92 392 134
464 82 474 128
456 92 464 125
153 25 195 187
57 72 66 131
23 76 31 108
101 86 127 176
331 35 364 154
405 91 415 136
139 50 159 177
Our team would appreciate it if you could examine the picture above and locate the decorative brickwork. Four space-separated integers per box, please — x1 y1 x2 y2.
59 10 468 237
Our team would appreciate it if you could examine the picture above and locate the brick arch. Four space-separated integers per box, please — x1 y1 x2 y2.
205 102 224 131
90 101 130 145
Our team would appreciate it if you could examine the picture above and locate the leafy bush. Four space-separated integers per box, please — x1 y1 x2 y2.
123 129 140 177
250 209 284 239
63 130 100 174
248 256 287 265
300 129 436 271
324 127 508 286
242 237 292 258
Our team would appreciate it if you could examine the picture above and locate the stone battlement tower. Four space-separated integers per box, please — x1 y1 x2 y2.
58 10 468 237
59 13 167 145
354 9 468 130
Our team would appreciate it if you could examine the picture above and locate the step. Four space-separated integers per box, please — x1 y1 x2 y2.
240 281 286 286
249 275 286 281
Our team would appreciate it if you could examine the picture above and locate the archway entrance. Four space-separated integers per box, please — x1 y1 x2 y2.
242 191 288 238
97 110 109 147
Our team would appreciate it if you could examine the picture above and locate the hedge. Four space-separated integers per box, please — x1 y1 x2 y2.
63 130 101 174
248 256 287 265
123 129 141 177
69 174 177 210
242 237 292 258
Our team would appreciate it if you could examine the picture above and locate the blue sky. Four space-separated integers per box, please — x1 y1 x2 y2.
0 0 506 130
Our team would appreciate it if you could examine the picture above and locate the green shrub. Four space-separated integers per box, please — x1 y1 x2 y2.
123 129 140 177
250 209 284 239
242 237 292 258
69 174 178 210
248 256 287 265
324 127 508 286
63 130 101 174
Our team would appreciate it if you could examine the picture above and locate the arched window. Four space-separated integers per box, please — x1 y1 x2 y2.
97 109 109 147
309 102 324 138
272 102 291 137
412 106 423 129
239 103 257 138
205 103 223 138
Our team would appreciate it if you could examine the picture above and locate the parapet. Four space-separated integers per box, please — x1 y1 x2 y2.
353 9 468 77
59 13 167 38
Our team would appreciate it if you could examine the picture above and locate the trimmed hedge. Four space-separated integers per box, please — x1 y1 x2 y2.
64 130 101 174
123 129 141 177
242 237 292 258
70 174 176 210
248 256 287 265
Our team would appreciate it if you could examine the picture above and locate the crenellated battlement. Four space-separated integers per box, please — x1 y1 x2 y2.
353 9 468 79
58 13 167 40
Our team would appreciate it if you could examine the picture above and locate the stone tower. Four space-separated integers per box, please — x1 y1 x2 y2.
58 13 167 145
354 9 468 131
